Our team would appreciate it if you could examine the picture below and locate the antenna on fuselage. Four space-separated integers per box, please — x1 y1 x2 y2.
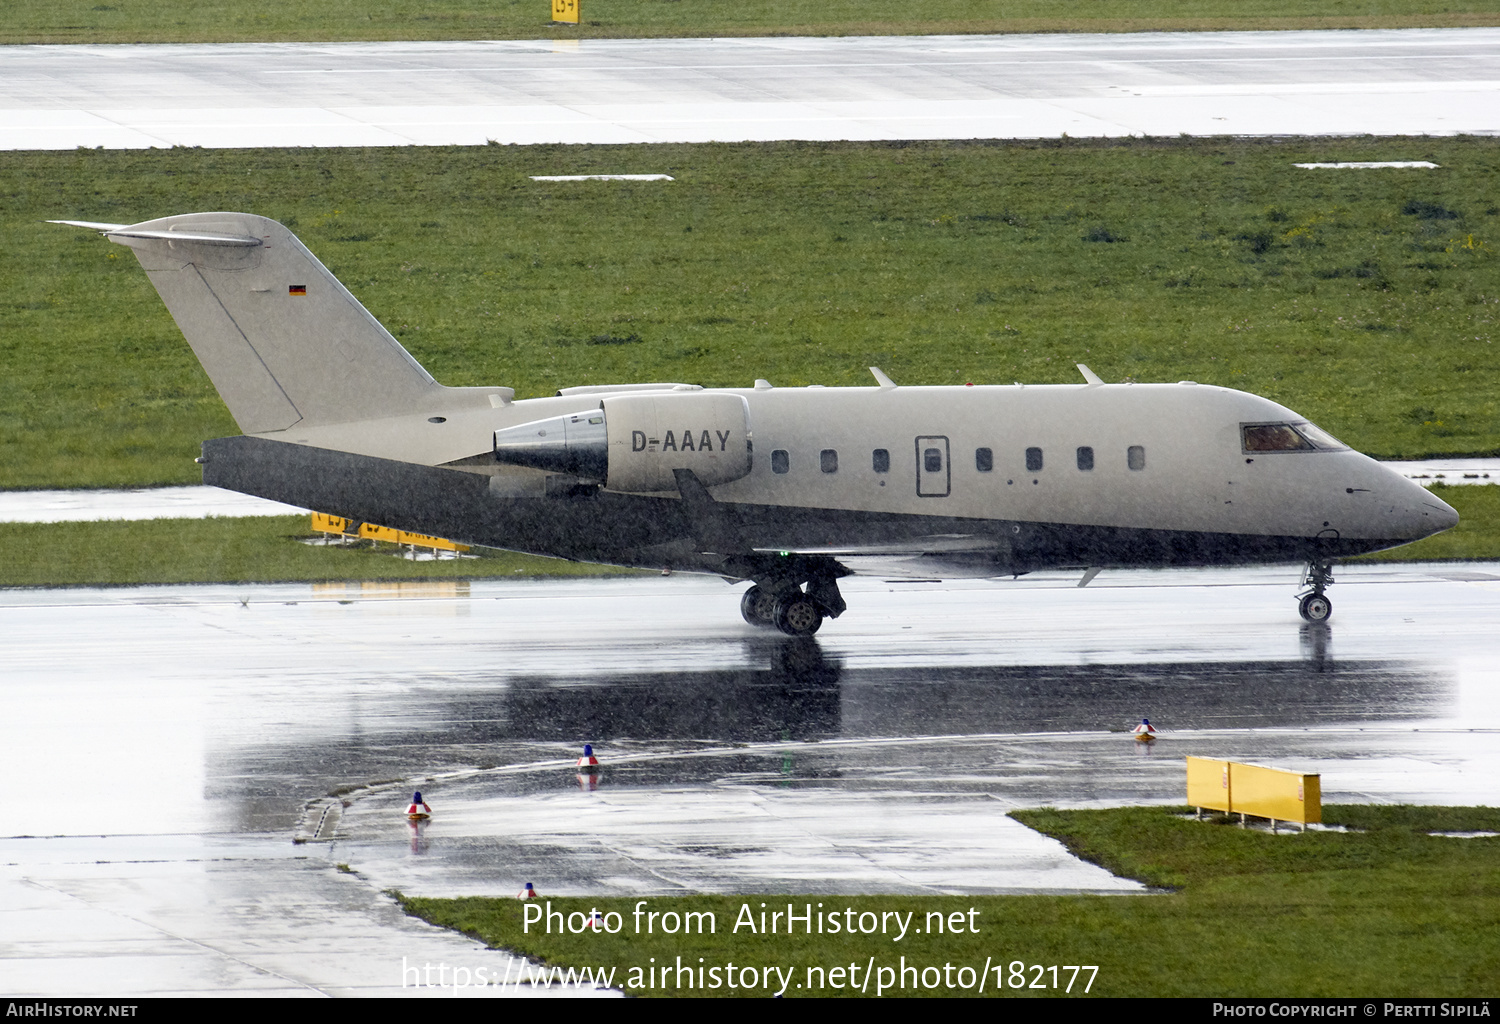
869 367 897 389
1077 364 1105 387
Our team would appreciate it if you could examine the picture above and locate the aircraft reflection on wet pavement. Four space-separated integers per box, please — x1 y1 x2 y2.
493 635 1447 742
10 570 1490 840
210 632 1451 818
312 632 1468 898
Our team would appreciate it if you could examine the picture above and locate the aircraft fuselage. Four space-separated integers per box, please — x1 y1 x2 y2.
229 378 1453 580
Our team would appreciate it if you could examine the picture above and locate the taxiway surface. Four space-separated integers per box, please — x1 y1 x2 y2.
2 567 1497 993
3 29 1498 148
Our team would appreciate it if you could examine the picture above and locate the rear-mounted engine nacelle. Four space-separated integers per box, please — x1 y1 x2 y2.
493 392 753 493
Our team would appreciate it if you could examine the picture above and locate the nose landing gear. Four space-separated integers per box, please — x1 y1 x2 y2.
1296 561 1335 623
1298 592 1332 623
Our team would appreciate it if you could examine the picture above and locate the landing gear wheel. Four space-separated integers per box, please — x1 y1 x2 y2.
774 593 824 636
1298 593 1332 623
740 585 779 629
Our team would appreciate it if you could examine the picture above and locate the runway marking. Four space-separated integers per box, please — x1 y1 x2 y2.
1295 160 1442 168
529 173 674 180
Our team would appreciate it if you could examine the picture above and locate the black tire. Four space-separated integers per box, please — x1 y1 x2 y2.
1298 593 1332 623
774 594 824 636
740 585 778 628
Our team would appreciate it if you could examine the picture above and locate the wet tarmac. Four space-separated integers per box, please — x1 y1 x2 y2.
3 566 1498 994
1380 458 1500 486
0 485 306 523
2 30 1498 149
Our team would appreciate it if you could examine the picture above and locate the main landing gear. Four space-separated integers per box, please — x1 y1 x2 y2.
1296 561 1335 623
740 575 846 637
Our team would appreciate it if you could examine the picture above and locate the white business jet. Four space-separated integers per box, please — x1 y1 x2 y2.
54 213 1458 635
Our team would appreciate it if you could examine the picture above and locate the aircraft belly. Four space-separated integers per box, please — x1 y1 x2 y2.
199 436 1399 579
726 503 1385 568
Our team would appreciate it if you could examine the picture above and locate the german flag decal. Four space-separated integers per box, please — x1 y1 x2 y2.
288 284 307 295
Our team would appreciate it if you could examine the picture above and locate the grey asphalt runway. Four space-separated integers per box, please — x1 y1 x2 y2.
3 29 1498 148
2 566 1497 993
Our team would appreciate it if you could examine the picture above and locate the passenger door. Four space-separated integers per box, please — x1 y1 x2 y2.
915 436 950 497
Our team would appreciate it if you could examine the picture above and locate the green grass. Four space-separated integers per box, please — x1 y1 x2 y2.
397 804 1500 997
0 515 639 587
5 138 1499 490
1354 483 1500 561
6 0 1500 44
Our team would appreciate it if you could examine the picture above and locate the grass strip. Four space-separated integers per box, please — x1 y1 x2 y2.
6 138 1499 490
5 0 1500 44
396 804 1500 997
0 515 638 587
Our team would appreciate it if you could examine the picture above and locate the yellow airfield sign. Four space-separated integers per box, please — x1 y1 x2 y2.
1186 756 1321 826
552 0 581 24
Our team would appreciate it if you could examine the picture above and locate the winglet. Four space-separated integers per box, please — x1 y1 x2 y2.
1077 363 1105 387
870 366 897 389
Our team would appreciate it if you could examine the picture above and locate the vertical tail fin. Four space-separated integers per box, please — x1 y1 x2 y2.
58 212 449 434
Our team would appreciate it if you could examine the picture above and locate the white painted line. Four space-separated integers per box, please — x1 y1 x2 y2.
528 173 674 180
1294 161 1441 168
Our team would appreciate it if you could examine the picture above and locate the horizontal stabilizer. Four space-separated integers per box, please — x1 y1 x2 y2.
48 219 127 232
52 220 263 245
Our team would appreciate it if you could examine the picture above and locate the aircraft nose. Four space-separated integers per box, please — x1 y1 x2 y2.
1379 472 1459 541
1396 480 1459 540
1422 491 1460 534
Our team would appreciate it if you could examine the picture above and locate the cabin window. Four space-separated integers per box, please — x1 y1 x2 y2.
872 449 890 473
771 449 790 474
1076 446 1094 471
820 449 839 474
1025 447 1043 472
1242 423 1315 452
975 447 993 472
924 448 944 473
1128 445 1146 471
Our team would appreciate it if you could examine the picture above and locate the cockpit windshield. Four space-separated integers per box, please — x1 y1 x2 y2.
1294 421 1348 450
1241 421 1348 453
